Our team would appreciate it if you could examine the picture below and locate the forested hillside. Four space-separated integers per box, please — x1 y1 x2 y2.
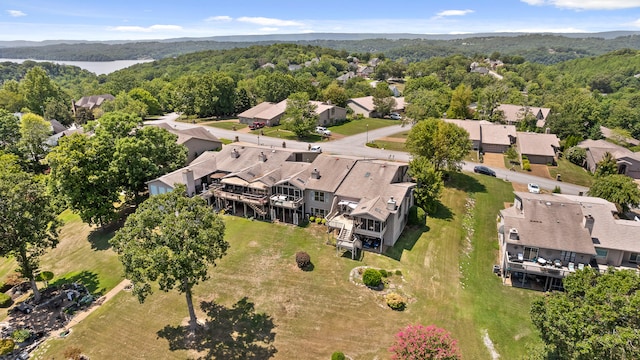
3 33 640 64
3 43 640 145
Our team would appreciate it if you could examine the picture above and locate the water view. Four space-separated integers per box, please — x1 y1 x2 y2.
0 58 154 75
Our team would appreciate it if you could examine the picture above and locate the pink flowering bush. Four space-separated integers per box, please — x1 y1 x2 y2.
389 324 460 360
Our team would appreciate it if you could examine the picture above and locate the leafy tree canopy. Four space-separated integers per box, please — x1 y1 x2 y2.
280 92 318 138
406 118 472 172
588 174 640 213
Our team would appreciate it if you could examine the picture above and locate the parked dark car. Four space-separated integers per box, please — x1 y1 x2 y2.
474 165 496 177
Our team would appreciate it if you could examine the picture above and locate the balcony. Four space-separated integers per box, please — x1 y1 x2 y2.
213 189 268 205
504 251 575 279
353 223 387 238
270 194 304 209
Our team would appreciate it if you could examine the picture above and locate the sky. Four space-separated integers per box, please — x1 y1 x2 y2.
2 0 640 41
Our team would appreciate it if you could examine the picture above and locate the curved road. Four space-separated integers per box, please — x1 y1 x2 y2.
147 113 589 196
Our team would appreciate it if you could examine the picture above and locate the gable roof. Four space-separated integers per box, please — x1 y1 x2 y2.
444 119 480 142
151 123 220 144
238 100 343 122
517 132 559 157
481 123 516 146
578 139 640 162
289 156 358 192
348 96 405 113
75 94 115 110
497 104 551 123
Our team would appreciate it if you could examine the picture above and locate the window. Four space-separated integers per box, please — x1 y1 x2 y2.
595 248 608 259
523 247 539 261
561 251 576 263
630 253 640 263
310 208 326 218
313 191 325 202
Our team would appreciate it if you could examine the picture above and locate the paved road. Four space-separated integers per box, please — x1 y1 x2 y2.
147 114 589 195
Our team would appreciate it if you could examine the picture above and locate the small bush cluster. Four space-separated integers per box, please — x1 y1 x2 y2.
379 269 388 277
0 339 14 355
395 270 403 276
315 217 322 224
12 329 30 343
565 146 587 165
553 186 562 193
309 216 315 222
362 268 382 287
0 282 10 293
63 346 85 360
385 293 406 311
0 293 12 308
331 351 346 360
295 251 311 269
522 159 531 171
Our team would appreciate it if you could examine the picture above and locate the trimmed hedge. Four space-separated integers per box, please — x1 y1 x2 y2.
362 268 382 287
331 352 346 360
0 293 12 308
385 293 406 311
295 251 311 269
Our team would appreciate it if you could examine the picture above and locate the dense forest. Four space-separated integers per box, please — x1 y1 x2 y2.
4 33 640 64
3 43 640 145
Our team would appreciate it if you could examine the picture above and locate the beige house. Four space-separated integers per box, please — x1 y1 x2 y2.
499 192 640 291
147 143 415 251
151 123 222 164
497 104 551 128
72 94 115 116
347 96 405 118
516 132 560 164
444 119 516 153
238 100 346 127
578 139 640 179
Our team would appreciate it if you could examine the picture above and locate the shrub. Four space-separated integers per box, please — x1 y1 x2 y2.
522 159 531 171
389 324 460 360
395 270 403 276
331 351 346 360
362 268 382 287
309 216 315 222
315 217 322 224
295 251 311 269
0 293 12 308
4 273 23 287
565 146 587 166
321 218 327 225
0 281 10 293
0 339 14 355
379 269 388 277
553 186 562 194
63 346 84 360
408 206 426 226
385 293 406 311
12 329 30 343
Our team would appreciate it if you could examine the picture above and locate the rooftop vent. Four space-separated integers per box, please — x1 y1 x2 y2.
231 148 240 158
386 196 397 211
311 168 320 179
509 228 519 240
258 152 267 162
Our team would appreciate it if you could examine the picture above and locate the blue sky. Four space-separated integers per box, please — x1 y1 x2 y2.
2 0 640 41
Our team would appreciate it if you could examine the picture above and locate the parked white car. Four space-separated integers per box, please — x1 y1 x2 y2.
528 183 541 194
310 145 322 153
390 112 402 120
315 126 331 136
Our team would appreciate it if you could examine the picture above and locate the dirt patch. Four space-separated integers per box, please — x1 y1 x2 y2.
377 136 406 143
529 164 551 179
482 153 506 169
511 182 529 193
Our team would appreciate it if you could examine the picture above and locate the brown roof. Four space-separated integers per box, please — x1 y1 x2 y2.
238 100 343 121
501 192 596 254
497 104 550 124
289 156 358 192
348 96 405 113
600 126 640 146
444 119 480 142
517 132 559 157
481 123 516 146
75 94 115 110
578 139 640 162
151 123 220 144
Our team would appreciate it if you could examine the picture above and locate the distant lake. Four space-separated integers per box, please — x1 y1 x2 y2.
0 58 154 75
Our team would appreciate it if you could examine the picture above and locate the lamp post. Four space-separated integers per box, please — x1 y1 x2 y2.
366 123 369 144
257 134 260 145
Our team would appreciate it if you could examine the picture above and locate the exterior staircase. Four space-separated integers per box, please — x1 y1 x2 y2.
247 202 267 217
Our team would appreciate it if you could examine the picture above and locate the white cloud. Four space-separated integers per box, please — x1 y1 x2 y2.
109 24 183 33
237 16 303 27
436 9 474 17
7 10 26 17
205 15 232 22
521 0 640 10
259 27 278 32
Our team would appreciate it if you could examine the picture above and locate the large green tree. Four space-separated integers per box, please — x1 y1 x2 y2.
321 82 349 108
408 156 444 214
46 133 120 227
531 268 640 359
406 118 472 172
0 109 21 153
110 185 228 330
588 174 640 213
0 165 60 302
446 83 472 119
18 113 51 166
281 92 318 138
19 66 63 115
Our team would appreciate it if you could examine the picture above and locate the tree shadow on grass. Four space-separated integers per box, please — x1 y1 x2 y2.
49 270 105 296
429 200 454 221
157 297 277 360
445 171 487 194
385 225 431 261
87 228 115 251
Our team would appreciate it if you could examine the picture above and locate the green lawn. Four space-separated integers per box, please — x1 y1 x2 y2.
329 118 401 136
36 175 540 359
369 140 407 152
548 158 594 187
204 121 247 131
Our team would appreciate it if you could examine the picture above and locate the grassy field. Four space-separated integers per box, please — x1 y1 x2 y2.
204 121 247 131
35 174 541 359
548 158 594 187
329 118 400 136
369 140 407 152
